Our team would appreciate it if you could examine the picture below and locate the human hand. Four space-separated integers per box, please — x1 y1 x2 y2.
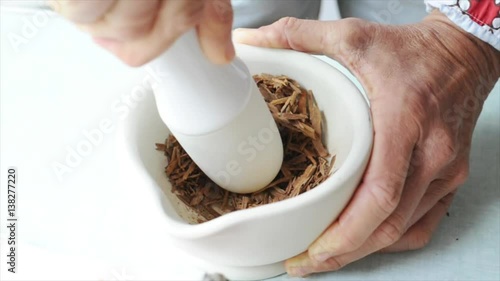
49 0 234 66
234 12 500 276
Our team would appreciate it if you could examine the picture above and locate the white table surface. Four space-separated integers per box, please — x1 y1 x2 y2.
1 7 499 281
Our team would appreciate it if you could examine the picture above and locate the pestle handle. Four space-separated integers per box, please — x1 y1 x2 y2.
148 29 253 136
148 29 284 193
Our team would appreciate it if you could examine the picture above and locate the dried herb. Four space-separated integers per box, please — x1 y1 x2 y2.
156 74 335 223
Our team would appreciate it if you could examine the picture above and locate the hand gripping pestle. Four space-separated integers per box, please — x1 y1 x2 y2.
148 30 283 194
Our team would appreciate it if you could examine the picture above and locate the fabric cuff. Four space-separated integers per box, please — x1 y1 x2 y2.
425 0 500 51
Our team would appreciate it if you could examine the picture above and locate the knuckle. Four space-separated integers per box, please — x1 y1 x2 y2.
313 222 361 254
314 234 334 253
273 17 303 49
368 180 403 219
281 17 301 41
374 217 405 246
436 129 458 158
423 128 459 170
427 179 452 198
323 257 344 271
334 228 363 253
279 16 301 30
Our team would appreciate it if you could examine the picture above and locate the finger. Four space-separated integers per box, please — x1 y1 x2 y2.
402 126 469 224
406 154 468 227
285 252 314 277
233 17 374 62
381 192 455 252
285 251 345 277
287 191 452 277
81 0 160 41
307 109 418 261
406 179 454 227
233 17 335 53
106 0 205 66
49 0 116 23
305 127 466 262
286 193 455 277
197 0 234 64
307 157 432 262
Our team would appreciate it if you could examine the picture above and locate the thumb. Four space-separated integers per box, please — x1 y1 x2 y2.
233 17 369 64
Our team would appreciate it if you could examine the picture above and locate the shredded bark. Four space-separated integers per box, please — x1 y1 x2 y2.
156 74 335 223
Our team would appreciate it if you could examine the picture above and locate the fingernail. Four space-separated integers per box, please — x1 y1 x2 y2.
313 252 332 262
288 266 312 277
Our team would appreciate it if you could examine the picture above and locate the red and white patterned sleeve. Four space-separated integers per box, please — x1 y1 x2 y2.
425 0 500 50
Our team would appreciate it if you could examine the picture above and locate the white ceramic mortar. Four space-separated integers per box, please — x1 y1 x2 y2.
117 44 373 280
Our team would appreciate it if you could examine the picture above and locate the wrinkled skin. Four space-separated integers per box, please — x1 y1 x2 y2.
233 11 500 276
49 0 234 66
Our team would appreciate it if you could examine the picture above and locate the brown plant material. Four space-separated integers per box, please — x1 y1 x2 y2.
155 74 335 223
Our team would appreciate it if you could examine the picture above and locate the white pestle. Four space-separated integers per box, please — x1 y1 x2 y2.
148 29 283 194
